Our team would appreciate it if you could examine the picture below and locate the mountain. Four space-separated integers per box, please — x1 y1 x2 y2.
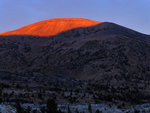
0 18 150 103
0 18 150 81
0 18 101 37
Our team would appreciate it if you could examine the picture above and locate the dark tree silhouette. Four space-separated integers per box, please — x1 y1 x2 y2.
0 89 2 103
88 104 92 113
46 98 58 113
67 105 71 113
15 102 24 113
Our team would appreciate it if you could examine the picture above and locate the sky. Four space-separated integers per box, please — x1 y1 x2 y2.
0 0 150 34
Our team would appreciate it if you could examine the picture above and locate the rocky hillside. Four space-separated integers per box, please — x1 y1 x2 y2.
0 19 150 103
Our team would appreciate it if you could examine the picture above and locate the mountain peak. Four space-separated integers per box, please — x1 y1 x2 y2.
0 18 102 37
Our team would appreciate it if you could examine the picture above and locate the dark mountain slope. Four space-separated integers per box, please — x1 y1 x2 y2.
0 20 150 103
0 22 150 81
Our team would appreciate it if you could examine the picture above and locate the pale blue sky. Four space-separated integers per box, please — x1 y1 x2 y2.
0 0 150 34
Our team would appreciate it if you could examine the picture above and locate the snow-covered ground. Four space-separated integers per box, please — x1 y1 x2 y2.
58 103 150 113
1 103 150 113
58 103 124 113
0 104 16 113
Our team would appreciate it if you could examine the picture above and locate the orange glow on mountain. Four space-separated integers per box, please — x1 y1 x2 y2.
0 18 102 37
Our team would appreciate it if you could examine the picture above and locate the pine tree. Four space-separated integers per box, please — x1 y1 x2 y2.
26 106 31 113
67 105 71 113
95 109 101 113
88 104 92 113
75 108 79 113
46 98 57 113
15 102 24 113
40 106 46 113
0 89 2 103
